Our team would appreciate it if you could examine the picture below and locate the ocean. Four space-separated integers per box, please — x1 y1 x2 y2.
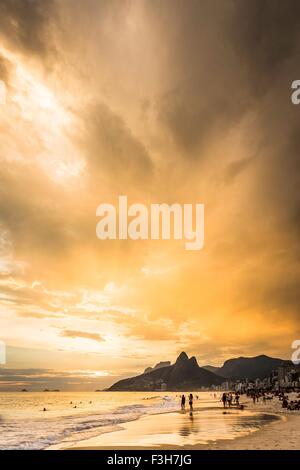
0 391 279 449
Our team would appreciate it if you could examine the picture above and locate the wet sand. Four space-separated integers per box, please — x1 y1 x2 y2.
69 414 300 450
206 414 300 450
49 394 300 450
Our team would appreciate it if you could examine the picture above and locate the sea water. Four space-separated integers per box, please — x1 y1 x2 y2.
0 391 279 449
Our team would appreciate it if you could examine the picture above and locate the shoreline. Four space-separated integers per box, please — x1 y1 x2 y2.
51 395 300 450
198 414 300 450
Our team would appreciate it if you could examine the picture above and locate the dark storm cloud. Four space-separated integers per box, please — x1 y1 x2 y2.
149 0 300 159
147 0 300 322
233 2 300 257
145 0 247 156
0 0 57 57
231 0 300 94
82 102 153 185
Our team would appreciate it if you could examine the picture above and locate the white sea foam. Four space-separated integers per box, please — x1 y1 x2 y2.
0 392 178 449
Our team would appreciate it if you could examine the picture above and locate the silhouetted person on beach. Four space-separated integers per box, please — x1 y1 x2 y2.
222 392 227 408
189 393 193 411
181 394 186 410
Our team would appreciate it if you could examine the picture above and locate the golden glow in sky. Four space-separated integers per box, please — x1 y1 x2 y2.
0 0 300 390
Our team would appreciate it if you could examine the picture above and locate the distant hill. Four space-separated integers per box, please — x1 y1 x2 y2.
144 361 171 374
108 352 223 391
203 354 289 380
108 353 290 391
202 365 223 375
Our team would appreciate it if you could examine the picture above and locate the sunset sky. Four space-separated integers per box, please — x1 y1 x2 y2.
0 0 300 390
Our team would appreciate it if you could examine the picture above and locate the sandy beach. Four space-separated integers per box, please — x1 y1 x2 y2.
55 394 300 451
206 414 300 450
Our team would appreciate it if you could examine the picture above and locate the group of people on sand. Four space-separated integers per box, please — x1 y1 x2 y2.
180 393 196 411
180 391 243 412
279 392 300 410
247 389 300 411
250 391 265 403
179 388 300 414
221 392 242 409
248 390 276 404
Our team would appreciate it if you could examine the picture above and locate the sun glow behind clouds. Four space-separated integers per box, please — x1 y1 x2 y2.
1 0 300 391
69 370 111 378
0 45 85 183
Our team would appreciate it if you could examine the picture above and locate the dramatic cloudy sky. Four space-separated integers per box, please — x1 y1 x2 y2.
0 0 300 390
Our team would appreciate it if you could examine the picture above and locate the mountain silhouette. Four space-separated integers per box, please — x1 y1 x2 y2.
203 354 289 380
144 361 171 374
108 352 223 391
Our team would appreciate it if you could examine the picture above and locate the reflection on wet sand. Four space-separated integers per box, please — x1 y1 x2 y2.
57 407 280 449
179 410 198 437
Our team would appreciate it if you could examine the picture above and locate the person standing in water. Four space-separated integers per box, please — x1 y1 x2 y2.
189 393 193 411
181 394 186 410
